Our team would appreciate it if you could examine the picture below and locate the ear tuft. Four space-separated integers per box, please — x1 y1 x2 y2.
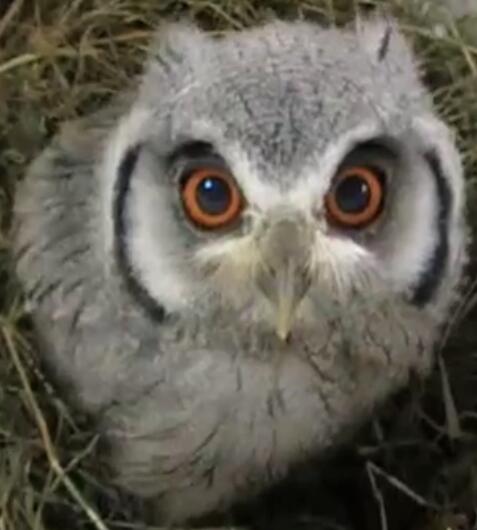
150 22 207 54
137 22 210 104
145 22 210 78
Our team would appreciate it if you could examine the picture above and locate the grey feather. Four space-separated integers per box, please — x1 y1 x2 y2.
13 18 467 523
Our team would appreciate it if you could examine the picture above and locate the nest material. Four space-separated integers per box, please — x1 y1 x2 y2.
1 1 477 529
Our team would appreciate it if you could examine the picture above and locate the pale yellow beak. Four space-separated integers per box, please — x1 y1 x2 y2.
255 211 313 342
274 263 306 341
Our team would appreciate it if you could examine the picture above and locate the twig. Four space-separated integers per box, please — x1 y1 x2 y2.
366 461 388 530
107 525 244 530
0 53 38 75
437 274 477 357
438 353 462 440
2 327 110 530
366 461 436 509
0 46 102 76
196 2 245 29
447 13 477 77
0 31 148 76
0 0 23 41
49 435 100 493
400 24 477 55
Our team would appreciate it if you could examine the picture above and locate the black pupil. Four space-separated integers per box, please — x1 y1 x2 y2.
196 176 231 215
334 175 371 214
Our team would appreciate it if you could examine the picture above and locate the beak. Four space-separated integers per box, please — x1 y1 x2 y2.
274 261 310 341
255 211 313 342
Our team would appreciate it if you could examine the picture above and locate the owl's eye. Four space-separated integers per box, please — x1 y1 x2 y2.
181 168 244 229
325 166 385 228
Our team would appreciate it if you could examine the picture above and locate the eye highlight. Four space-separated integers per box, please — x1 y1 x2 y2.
181 168 244 229
325 166 385 228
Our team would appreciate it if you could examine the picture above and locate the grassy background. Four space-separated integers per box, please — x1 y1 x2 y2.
1 1 477 529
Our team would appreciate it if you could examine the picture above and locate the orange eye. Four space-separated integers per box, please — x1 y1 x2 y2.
181 168 243 229
325 166 385 228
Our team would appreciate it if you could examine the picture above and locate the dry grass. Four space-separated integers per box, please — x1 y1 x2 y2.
1 1 477 529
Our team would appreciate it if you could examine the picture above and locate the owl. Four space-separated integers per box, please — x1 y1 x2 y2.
13 17 467 524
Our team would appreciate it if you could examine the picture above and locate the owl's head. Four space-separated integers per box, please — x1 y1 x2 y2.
103 18 466 345
79 18 472 520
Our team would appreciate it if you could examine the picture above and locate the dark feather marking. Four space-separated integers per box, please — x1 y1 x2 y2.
154 425 220 477
48 164 79 181
26 277 44 300
267 387 286 418
236 367 243 391
34 279 63 304
236 90 256 123
310 381 333 416
44 199 88 212
152 51 173 75
362 319 391 365
411 151 452 306
50 153 91 179
265 429 279 481
190 421 221 457
68 297 88 335
14 242 33 262
303 341 338 387
37 228 84 256
164 42 184 67
275 387 286 413
267 393 276 419
62 277 86 298
113 145 166 322
97 375 169 418
302 366 333 414
202 465 216 488
52 169 74 180
302 346 335 415
378 26 393 62
58 244 91 265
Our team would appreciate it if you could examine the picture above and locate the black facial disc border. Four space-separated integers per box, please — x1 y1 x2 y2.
113 145 166 321
411 150 452 307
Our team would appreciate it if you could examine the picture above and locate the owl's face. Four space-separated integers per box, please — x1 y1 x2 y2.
93 19 467 521
109 20 464 341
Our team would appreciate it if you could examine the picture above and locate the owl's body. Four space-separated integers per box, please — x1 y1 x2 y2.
13 19 466 523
